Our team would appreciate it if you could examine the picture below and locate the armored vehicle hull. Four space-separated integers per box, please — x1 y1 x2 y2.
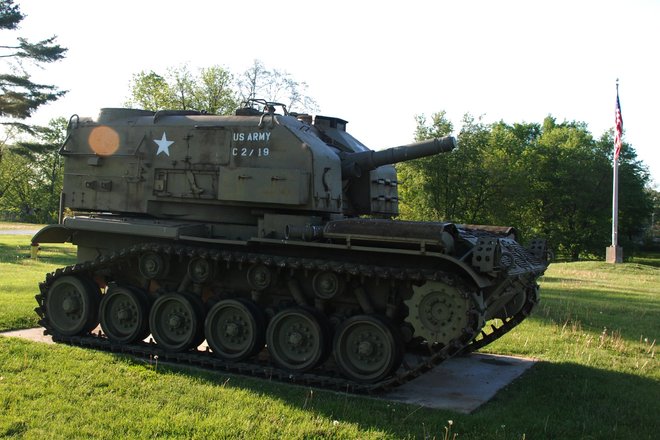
34 102 548 391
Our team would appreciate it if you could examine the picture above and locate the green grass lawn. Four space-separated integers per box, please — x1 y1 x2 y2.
0 234 76 331
0 221 44 230
0 231 658 439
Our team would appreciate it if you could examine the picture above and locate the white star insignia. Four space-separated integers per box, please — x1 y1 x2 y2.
154 132 174 156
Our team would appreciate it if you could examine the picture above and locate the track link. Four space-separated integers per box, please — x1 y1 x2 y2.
464 285 539 354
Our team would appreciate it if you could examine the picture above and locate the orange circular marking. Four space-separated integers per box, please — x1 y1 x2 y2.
88 126 120 156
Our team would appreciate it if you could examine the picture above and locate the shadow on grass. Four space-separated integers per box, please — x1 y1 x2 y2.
0 242 29 261
629 258 660 268
28 253 77 268
541 285 659 308
89 348 660 439
533 284 660 339
465 360 659 439
541 278 656 297
3 335 657 439
0 242 76 267
627 250 660 268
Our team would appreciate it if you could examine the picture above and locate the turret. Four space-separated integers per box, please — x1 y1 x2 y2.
339 137 456 180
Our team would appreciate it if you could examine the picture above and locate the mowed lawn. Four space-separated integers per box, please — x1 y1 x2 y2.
0 232 76 331
0 228 658 439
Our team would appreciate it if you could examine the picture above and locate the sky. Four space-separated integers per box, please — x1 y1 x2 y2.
13 0 660 187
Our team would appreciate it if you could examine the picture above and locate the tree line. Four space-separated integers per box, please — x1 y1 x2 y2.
397 112 655 260
0 0 656 260
125 60 318 116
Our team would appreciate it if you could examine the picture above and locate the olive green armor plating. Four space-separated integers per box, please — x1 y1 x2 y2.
34 101 549 390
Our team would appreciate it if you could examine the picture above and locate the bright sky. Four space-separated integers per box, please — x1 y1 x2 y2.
16 0 660 186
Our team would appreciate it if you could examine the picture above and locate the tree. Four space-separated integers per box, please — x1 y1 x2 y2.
521 117 612 259
126 61 318 115
646 187 660 244
237 59 318 113
396 111 454 221
194 65 237 115
0 117 66 223
126 65 239 115
0 149 34 219
596 131 654 247
397 112 533 227
124 71 174 112
397 113 654 260
521 118 654 259
0 0 67 121
0 0 67 195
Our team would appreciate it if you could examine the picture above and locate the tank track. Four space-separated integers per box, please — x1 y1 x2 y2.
34 242 527 394
464 289 538 355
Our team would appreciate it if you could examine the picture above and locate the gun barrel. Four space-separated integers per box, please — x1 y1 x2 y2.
341 136 456 179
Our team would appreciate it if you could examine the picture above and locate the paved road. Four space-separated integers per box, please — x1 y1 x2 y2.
0 229 39 235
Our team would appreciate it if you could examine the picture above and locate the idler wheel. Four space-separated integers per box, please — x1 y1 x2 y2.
333 315 403 383
266 307 330 372
100 285 151 343
205 299 265 361
149 293 204 352
45 275 101 336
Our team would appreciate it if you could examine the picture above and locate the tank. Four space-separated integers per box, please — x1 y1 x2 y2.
33 100 549 391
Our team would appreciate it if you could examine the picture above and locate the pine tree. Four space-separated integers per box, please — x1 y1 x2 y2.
0 0 67 120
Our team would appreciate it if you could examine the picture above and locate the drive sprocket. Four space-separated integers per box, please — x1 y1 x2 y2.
404 279 483 346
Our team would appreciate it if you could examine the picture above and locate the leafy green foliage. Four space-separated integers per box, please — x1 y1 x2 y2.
126 60 318 115
124 71 173 112
0 74 64 119
195 65 239 115
398 113 654 260
0 118 66 223
645 188 660 245
126 65 238 115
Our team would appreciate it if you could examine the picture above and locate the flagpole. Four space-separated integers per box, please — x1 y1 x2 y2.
607 79 623 263
611 137 619 247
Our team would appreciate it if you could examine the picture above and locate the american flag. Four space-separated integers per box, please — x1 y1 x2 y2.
614 90 623 160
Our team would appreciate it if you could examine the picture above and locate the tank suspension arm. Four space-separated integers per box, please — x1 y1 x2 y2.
385 283 399 319
287 278 309 306
177 273 192 293
354 286 375 314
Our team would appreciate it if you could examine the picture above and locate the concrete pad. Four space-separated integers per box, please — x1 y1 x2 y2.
1 327 536 413
1 327 55 344
381 353 536 413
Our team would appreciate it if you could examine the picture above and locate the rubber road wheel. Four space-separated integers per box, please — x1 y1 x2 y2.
45 275 101 336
